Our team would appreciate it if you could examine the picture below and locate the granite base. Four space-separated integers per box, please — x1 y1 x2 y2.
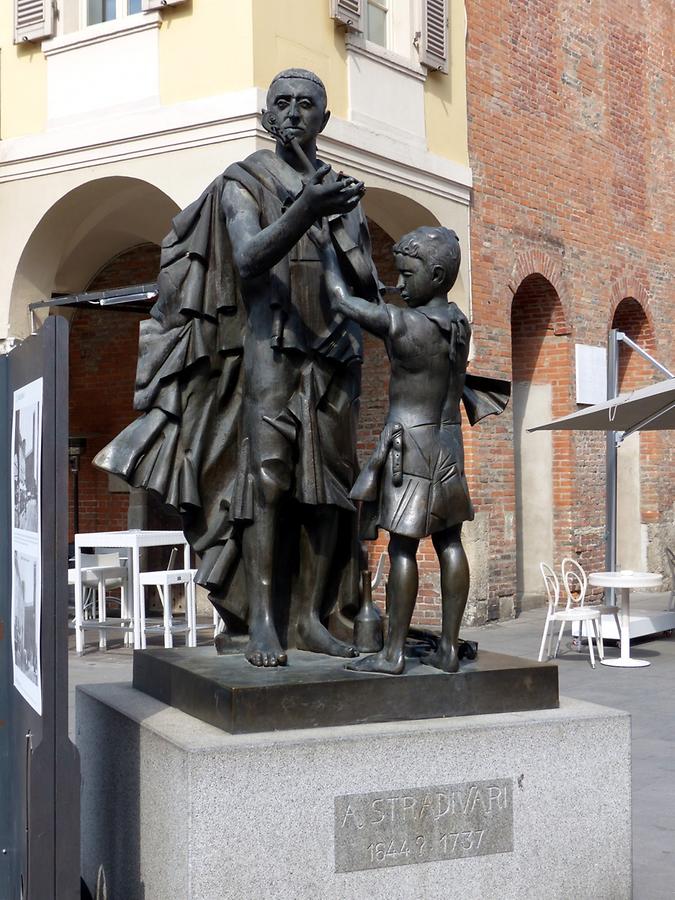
78 683 631 900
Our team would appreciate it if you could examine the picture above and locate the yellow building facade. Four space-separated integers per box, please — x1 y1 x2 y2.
0 0 471 346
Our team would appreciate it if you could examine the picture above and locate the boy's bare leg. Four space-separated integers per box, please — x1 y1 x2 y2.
423 524 469 673
346 533 419 674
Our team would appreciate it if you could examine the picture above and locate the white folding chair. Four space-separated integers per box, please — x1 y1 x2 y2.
562 557 620 646
138 548 197 649
538 562 603 668
69 552 130 650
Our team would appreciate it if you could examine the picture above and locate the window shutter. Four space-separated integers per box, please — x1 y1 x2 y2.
420 0 449 74
14 0 54 44
142 0 186 10
330 0 363 33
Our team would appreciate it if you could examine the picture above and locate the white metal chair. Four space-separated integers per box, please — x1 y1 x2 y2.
69 552 131 650
138 547 214 648
538 562 604 668
562 557 620 645
666 547 675 611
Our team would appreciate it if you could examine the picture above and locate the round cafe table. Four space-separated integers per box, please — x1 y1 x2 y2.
588 570 663 668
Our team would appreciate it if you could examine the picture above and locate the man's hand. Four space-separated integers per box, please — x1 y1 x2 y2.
300 165 365 219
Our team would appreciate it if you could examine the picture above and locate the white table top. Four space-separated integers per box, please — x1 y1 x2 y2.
75 530 187 549
68 565 128 578
589 570 663 589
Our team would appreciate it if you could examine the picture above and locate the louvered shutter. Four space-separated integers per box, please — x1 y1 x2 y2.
142 0 186 10
14 0 54 43
420 0 449 73
330 0 363 33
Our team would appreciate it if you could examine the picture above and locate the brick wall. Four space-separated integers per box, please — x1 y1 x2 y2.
465 0 674 619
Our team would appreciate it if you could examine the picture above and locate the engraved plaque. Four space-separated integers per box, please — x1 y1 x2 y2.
334 779 513 872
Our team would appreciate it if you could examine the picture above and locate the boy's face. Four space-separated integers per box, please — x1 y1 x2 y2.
395 254 440 306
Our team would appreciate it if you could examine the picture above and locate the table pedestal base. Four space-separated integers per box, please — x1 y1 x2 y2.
601 657 650 668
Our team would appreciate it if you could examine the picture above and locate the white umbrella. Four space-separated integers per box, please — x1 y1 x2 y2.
528 373 674 611
529 376 675 440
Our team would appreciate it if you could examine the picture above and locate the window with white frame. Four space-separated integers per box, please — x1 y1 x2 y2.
331 0 449 75
365 0 388 47
87 0 142 27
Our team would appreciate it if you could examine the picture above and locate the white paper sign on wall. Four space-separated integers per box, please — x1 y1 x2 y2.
575 344 607 405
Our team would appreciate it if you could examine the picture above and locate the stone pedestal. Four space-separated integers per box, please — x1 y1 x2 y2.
78 684 631 900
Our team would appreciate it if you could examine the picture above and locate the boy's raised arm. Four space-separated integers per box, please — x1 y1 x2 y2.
310 221 390 337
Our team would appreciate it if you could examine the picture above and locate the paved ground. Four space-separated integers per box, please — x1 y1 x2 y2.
461 594 675 900
70 593 675 899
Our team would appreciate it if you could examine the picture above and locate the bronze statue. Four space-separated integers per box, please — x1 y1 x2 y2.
95 69 379 667
312 223 473 674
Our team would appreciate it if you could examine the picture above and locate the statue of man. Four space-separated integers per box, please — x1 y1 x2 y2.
96 69 379 667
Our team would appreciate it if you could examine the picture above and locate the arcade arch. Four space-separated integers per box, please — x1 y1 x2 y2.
8 176 180 539
9 176 180 338
510 273 572 609
612 297 657 572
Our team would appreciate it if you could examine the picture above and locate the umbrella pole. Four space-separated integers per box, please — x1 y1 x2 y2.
605 329 619 601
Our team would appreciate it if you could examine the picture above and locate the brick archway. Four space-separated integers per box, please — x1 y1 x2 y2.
609 295 663 571
510 273 574 609
609 278 652 324
510 250 572 333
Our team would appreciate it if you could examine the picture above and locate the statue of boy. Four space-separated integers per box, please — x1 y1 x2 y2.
312 223 473 674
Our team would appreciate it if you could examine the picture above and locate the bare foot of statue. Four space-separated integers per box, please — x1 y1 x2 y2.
422 640 459 674
296 616 359 658
345 649 405 675
245 623 288 667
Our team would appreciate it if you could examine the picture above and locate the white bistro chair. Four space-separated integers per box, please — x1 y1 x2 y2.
69 552 131 649
562 557 620 645
538 562 604 668
138 548 215 649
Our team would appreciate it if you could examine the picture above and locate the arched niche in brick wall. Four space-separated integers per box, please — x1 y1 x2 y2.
510 274 573 610
611 297 657 572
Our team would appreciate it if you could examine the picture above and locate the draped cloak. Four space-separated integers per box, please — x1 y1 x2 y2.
94 150 378 626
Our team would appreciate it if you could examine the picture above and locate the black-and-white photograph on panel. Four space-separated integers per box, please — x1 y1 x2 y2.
12 549 40 687
11 377 43 714
12 384 41 532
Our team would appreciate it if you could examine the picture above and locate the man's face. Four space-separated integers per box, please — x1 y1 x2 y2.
266 78 329 148
395 254 439 306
